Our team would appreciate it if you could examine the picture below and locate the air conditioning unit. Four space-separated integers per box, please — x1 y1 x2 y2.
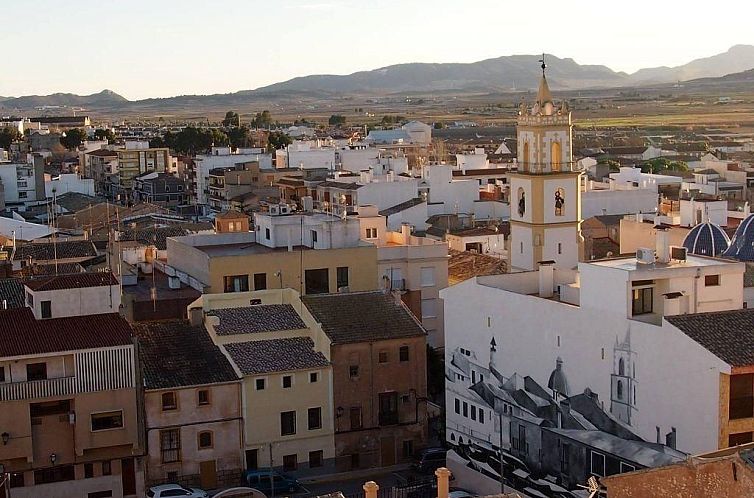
636 247 655 264
269 204 280 216
280 204 290 215
670 246 687 262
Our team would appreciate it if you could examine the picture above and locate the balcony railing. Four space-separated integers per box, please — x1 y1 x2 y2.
391 279 406 291
0 376 76 402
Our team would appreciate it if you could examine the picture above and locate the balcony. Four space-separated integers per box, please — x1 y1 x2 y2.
0 376 76 402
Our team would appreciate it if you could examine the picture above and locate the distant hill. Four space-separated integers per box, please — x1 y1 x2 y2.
254 54 629 94
0 89 128 110
2 46 754 114
629 45 754 84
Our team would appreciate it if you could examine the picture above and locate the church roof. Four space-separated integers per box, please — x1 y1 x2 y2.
682 222 730 257
537 74 553 107
723 214 754 261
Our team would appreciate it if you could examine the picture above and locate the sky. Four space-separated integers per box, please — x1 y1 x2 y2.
1 0 752 100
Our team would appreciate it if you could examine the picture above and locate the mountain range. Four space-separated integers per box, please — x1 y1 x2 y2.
2 45 754 113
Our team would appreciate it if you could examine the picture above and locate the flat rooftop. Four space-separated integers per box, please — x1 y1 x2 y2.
587 254 736 271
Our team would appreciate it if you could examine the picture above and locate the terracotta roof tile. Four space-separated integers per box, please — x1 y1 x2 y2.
224 337 329 375
667 309 754 366
24 271 118 291
209 305 306 335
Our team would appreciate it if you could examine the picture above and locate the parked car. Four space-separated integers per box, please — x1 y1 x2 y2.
147 484 209 498
244 469 301 495
413 447 447 474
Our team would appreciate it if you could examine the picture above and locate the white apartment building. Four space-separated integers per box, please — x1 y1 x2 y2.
194 147 270 205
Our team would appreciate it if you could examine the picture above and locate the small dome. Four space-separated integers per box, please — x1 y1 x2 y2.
724 214 754 261
547 357 569 396
682 222 730 257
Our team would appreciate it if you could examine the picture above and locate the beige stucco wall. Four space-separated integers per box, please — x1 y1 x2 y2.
242 366 335 469
144 382 243 483
205 245 377 295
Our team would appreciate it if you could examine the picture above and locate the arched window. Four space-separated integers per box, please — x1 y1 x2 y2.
554 188 565 216
517 187 526 218
551 141 562 172
619 358 625 376
522 142 530 171
617 380 624 400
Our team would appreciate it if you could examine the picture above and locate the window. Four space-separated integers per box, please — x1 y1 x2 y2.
631 287 653 315
283 375 293 388
591 451 606 477
161 392 177 411
462 402 468 417
402 440 414 457
26 292 33 306
561 443 570 472
246 449 259 470
91 411 124 431
309 450 323 468
253 273 267 290
729 374 754 419
102 460 111 476
421 298 437 318
705 274 720 286
40 300 52 318
620 462 636 473
729 431 754 446
337 266 349 289
308 407 322 430
84 463 94 478
399 346 409 362
454 399 460 414
311 230 318 243
283 454 297 472
198 390 210 406
265 228 271 240
350 407 362 429
26 362 47 381
281 411 296 436
255 378 266 390
471 405 477 421
557 243 562 255
305 268 329 294
479 409 485 424
223 274 249 293
379 392 399 426
379 351 388 363
198 431 213 449
349 365 359 379
160 429 181 463
420 267 435 287
309 372 318 383
365 228 378 239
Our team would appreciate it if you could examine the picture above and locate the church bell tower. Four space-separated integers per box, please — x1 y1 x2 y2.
509 56 583 271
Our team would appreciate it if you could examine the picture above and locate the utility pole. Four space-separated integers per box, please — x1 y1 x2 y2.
269 443 274 498
499 410 505 494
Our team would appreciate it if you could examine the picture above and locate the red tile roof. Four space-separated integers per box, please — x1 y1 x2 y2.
24 272 119 292
0 308 133 357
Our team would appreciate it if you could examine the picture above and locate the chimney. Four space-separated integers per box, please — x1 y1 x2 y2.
665 427 677 449
435 468 451 498
538 260 555 298
656 227 670 264
189 307 203 327
363 481 379 498
401 223 412 243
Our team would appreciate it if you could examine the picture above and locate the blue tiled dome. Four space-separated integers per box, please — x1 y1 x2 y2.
723 214 754 261
682 222 730 257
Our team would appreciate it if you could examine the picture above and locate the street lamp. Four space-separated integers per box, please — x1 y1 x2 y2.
49 453 56 466
1 433 8 445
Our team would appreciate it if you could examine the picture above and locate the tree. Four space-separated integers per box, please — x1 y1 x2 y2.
60 128 86 150
0 127 22 149
433 122 445 129
252 110 272 129
168 127 228 155
93 128 115 143
640 157 688 174
222 111 240 127
267 131 291 152
328 114 346 127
